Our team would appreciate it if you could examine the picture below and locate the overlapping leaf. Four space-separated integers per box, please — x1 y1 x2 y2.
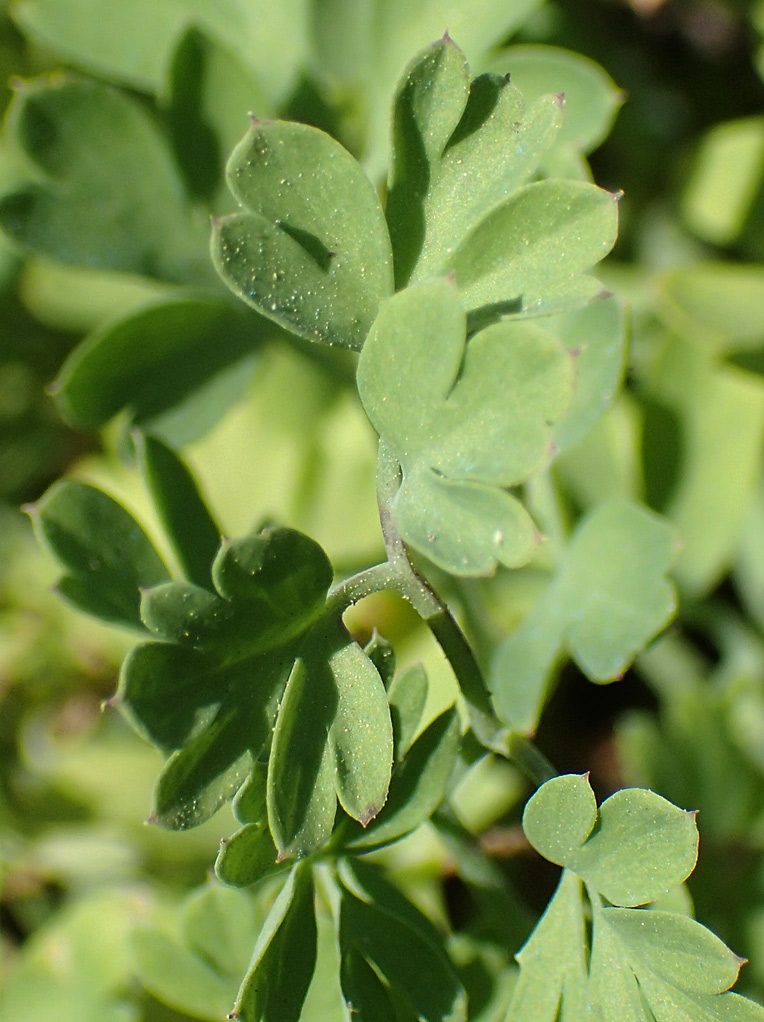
386 37 618 316
491 498 678 733
212 118 394 350
337 859 468 1022
509 774 763 1020
32 443 392 856
358 279 574 576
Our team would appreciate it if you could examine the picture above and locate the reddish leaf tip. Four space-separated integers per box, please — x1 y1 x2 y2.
20 501 38 519
248 112 260 125
358 804 380 828
145 815 158 826
555 92 566 107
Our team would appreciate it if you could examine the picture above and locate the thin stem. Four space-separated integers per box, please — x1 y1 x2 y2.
326 561 400 614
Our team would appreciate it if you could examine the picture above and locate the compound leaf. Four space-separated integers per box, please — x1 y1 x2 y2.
212 120 393 350
492 498 677 732
232 863 317 1022
512 776 763 1020
0 75 210 284
29 479 170 629
358 280 574 576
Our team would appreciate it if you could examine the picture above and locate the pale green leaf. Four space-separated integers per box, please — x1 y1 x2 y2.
358 280 573 576
492 499 677 733
521 773 597 866
212 120 393 350
485 44 623 155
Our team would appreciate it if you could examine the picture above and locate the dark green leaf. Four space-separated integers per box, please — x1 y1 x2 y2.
53 296 264 445
339 881 467 1022
364 630 397 690
340 947 400 1022
0 76 210 283
29 479 169 629
232 863 317 1022
135 431 221 590
216 821 285 888
212 119 393 350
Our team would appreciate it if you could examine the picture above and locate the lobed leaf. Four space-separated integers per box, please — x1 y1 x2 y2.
523 774 699 907
0 75 210 283
29 479 169 629
492 498 677 733
512 778 763 1019
212 119 393 350
358 280 574 576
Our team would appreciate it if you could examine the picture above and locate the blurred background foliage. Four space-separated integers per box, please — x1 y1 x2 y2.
4 0 764 1019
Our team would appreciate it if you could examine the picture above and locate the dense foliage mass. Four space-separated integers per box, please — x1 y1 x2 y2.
3 2 764 1021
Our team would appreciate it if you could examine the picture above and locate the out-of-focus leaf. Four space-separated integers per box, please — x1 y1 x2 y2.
0 76 211 283
12 0 310 104
29 479 170 629
53 296 265 447
388 662 428 759
358 280 573 576
232 862 317 1022
492 499 677 733
212 119 393 350
131 884 260 1021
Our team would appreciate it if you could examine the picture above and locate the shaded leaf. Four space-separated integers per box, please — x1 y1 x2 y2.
53 296 265 445
215 821 285 888
358 280 573 576
212 119 393 350
134 431 221 590
0 76 210 283
29 479 169 629
232 863 317 1022
388 662 428 759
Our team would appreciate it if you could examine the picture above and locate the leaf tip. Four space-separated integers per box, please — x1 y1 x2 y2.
145 815 159 826
358 803 381 828
613 189 625 203
555 92 566 108
20 501 38 521
101 694 121 712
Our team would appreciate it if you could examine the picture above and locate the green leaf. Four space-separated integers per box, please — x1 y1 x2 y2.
550 296 627 455
364 630 397 690
328 630 394 826
339 878 467 1022
212 119 393 350
29 479 170 629
388 662 428 759
53 296 265 446
13 0 309 104
486 44 623 157
507 871 589 1022
358 280 574 576
492 498 677 733
164 25 273 206
445 178 618 317
268 621 393 857
215 822 285 888
347 706 460 851
0 76 210 283
134 431 221 590
132 883 260 1021
340 946 401 1022
267 657 338 858
523 774 699 907
387 38 564 288
232 862 317 1022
